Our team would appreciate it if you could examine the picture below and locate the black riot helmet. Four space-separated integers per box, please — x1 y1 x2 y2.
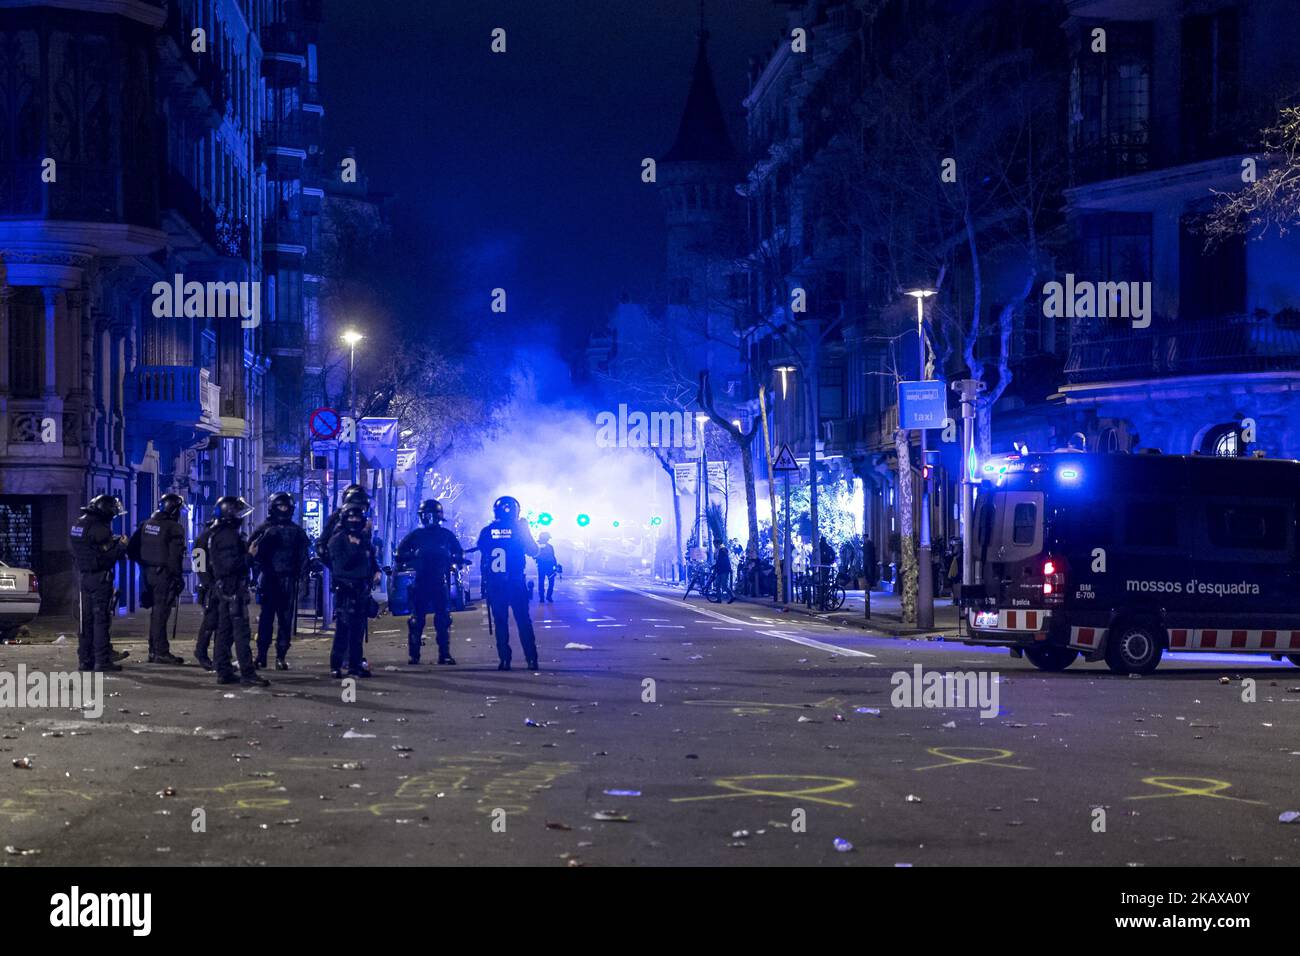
159 493 185 520
341 503 368 531
215 495 253 525
341 487 371 513
493 496 521 523
269 492 294 520
418 498 444 526
85 494 124 522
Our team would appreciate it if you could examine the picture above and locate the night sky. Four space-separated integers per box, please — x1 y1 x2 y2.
321 0 788 375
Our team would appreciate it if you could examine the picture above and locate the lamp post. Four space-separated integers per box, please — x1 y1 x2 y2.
905 290 936 629
341 329 363 486
772 365 797 603
695 413 710 553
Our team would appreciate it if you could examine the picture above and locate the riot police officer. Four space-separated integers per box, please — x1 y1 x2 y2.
69 495 128 672
475 495 539 671
128 493 186 664
328 503 378 679
208 496 268 687
396 498 464 666
317 484 369 566
249 492 310 670
535 531 560 603
192 514 220 671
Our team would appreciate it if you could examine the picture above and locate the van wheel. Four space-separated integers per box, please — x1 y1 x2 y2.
1105 622 1164 674
1024 645 1078 671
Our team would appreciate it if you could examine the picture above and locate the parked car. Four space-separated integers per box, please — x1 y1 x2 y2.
0 560 41 637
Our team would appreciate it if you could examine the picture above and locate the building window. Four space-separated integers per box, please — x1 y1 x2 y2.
1080 212 1153 284
1071 22 1152 177
1181 10 1240 159
9 289 43 398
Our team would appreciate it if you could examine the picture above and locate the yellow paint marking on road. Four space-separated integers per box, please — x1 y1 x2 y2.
1125 776 1265 804
671 774 856 808
323 802 427 816
914 747 1031 771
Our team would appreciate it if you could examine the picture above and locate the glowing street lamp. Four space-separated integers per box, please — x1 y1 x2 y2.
905 289 936 629
341 329 364 484
773 365 796 400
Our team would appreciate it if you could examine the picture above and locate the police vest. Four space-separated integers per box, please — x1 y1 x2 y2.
69 516 115 575
138 517 179 570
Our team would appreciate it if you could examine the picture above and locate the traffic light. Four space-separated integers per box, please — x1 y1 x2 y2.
612 520 620 528
576 513 590 527
650 515 662 527
537 512 553 526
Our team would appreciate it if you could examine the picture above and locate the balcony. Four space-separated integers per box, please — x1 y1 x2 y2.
1064 315 1300 384
160 168 248 258
128 366 221 437
0 161 156 226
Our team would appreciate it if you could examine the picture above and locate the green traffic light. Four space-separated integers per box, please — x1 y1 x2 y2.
650 515 663 526
576 513 590 527
612 520 620 528
538 512 553 525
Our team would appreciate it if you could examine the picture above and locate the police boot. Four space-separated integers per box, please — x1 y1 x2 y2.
497 660 511 671
111 648 130 662
526 658 539 671
330 668 344 679
217 673 240 685
93 662 123 673
254 652 268 669
240 672 270 687
150 652 184 665
195 656 215 672
437 653 457 665
275 657 289 671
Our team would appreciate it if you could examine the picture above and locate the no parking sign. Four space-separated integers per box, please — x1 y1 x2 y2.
309 407 341 440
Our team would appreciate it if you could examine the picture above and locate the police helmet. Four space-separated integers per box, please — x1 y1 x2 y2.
215 495 253 524
86 494 124 521
538 531 552 544
341 487 371 512
159 493 185 519
341 504 368 529
493 496 521 522
418 498 444 526
269 492 294 518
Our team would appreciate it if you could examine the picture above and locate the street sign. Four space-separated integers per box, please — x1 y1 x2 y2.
672 462 698 495
898 381 948 430
309 407 341 440
772 443 801 472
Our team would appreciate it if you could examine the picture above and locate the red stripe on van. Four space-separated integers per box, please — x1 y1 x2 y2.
1261 631 1277 649
1231 630 1248 649
1077 627 1095 647
1201 630 1219 649
1170 629 1188 648
1289 632 1300 649
1026 611 1038 630
1005 611 1017 629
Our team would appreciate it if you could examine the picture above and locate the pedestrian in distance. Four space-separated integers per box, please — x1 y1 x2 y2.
395 498 464 665
476 496 539 671
127 492 187 665
249 492 311 671
68 495 129 673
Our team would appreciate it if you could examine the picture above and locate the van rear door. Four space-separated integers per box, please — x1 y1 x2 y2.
980 490 1046 608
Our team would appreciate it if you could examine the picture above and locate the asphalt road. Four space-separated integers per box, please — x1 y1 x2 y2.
2 575 1299 867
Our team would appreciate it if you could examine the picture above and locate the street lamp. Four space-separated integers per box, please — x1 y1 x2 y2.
773 365 796 400
905 290 936 628
341 329 363 484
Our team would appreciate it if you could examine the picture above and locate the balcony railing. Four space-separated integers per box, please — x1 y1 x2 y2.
129 366 221 430
161 167 248 257
0 161 156 225
1064 315 1300 384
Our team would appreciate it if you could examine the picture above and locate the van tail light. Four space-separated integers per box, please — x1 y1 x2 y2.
1042 557 1064 605
28 574 38 593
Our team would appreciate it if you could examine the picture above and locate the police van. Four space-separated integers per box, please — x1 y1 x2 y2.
960 451 1300 674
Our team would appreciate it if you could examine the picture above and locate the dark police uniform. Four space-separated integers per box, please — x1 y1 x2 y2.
130 510 186 660
475 518 539 668
396 523 463 663
328 515 377 675
192 519 220 668
208 519 259 683
250 514 309 666
536 540 559 602
69 510 125 671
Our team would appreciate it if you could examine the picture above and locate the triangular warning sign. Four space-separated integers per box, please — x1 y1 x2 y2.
772 443 801 472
